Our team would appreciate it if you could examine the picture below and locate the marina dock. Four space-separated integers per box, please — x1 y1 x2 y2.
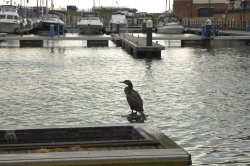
152 35 250 47
1 33 249 52
186 28 250 36
0 124 192 166
0 36 120 47
112 34 165 58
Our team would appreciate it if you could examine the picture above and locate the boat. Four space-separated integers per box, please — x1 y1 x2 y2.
156 22 184 34
109 12 128 33
0 5 21 34
77 12 104 34
155 11 184 34
0 32 7 36
30 11 65 35
30 0 65 35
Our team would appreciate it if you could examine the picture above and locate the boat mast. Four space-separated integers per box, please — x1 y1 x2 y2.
169 0 171 11
166 0 168 11
41 0 44 16
93 0 95 8
51 0 53 10
23 0 26 17
46 0 48 18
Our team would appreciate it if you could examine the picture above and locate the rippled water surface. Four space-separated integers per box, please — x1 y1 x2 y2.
0 35 249 165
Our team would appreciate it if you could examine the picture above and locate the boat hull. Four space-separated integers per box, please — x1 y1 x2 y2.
110 23 127 33
31 21 64 35
78 24 103 34
156 24 184 34
0 21 20 33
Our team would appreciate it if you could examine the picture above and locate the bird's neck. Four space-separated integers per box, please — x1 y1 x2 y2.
128 84 133 89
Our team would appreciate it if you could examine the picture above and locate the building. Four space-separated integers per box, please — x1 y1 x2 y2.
173 0 250 18
173 0 228 18
173 0 250 30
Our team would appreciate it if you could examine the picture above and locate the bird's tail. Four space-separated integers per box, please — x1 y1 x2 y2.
140 111 147 121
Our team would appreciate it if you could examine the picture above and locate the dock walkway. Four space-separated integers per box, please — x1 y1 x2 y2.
0 36 119 41
0 33 249 51
112 33 165 58
187 28 250 36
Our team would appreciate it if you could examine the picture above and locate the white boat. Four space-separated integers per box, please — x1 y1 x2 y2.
109 12 127 33
0 5 21 34
156 11 184 34
77 12 104 34
0 32 7 36
156 22 184 34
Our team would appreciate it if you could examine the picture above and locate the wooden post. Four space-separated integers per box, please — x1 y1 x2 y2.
146 19 153 46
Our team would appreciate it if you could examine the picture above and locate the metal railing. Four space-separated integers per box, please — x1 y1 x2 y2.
182 18 250 31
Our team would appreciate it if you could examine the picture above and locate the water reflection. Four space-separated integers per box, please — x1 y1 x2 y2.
0 39 249 165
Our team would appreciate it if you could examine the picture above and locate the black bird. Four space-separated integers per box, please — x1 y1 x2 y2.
120 80 146 120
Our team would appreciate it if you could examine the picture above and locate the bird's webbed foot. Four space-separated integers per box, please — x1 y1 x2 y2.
130 110 137 115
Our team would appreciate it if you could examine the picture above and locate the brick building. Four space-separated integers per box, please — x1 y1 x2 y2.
173 0 250 19
173 0 228 19
173 0 250 30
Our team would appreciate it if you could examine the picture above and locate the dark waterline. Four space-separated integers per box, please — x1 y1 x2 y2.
0 37 249 165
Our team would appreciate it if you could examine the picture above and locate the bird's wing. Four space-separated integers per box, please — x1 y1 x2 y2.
132 90 143 106
130 90 144 112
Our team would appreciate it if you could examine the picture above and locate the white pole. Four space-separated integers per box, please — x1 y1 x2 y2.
166 0 167 11
42 0 44 16
46 0 48 19
169 0 171 11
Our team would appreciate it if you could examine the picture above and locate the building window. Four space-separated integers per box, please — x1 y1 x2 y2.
198 7 214 17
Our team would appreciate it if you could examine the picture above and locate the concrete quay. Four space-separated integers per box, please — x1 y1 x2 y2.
0 124 192 166
1 32 250 49
186 27 250 36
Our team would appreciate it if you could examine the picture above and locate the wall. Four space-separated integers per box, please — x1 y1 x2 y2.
173 0 228 18
193 0 228 3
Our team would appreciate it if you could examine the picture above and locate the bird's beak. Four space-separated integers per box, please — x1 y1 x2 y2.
119 81 124 84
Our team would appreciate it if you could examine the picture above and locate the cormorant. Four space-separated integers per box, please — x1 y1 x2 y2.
120 80 146 120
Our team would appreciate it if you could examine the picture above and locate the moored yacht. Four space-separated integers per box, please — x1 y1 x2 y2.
0 5 21 33
155 11 184 34
109 12 127 33
31 11 65 35
77 12 104 34
156 22 184 34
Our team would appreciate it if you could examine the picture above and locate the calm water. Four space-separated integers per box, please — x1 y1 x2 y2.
0 34 249 165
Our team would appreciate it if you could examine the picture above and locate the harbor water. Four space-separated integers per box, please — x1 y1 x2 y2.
0 34 249 165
